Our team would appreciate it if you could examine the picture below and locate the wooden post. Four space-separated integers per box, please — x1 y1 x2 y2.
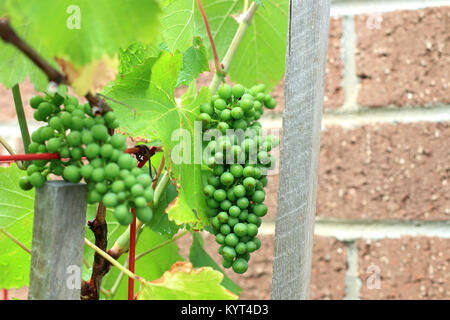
28 181 87 300
271 0 331 299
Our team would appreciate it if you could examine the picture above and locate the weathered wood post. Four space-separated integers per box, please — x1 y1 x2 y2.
271 0 331 299
28 181 87 300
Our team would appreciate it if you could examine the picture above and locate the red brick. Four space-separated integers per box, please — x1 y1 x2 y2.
178 233 347 300
358 237 450 299
264 122 450 221
355 7 450 107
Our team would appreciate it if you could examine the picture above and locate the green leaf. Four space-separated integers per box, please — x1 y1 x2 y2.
100 228 184 300
103 51 211 228
0 164 34 290
0 0 162 89
161 0 197 53
228 0 289 91
189 232 242 296
136 261 238 300
177 37 210 87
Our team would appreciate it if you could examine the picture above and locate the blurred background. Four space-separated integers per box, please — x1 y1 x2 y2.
1 0 449 299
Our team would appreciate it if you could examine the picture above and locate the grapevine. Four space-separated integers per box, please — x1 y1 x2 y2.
20 88 155 225
199 82 279 274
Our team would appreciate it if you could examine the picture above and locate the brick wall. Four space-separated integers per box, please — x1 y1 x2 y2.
1 0 449 300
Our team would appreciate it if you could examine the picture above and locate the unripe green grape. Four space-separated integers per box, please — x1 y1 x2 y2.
135 206 153 223
130 184 144 197
222 246 236 261
224 233 239 247
211 216 221 229
213 189 227 202
64 96 78 107
40 127 55 141
63 166 81 183
110 149 121 162
252 190 265 203
70 117 84 131
220 199 232 211
220 109 231 121
222 258 233 269
114 205 133 225
200 102 214 116
247 213 258 225
67 131 82 147
102 193 118 207
31 130 43 144
137 174 152 188
199 113 211 126
216 233 225 245
91 124 109 142
230 164 243 178
60 112 72 128
217 211 228 224
217 122 229 134
117 192 127 202
231 107 244 120
203 184 215 197
30 96 44 109
103 111 116 125
83 117 95 129
111 180 125 193
46 137 61 152
232 119 247 130
259 176 268 187
118 154 135 170
247 224 258 237
239 252 251 262
207 175 220 188
232 84 245 98
71 147 83 161
85 143 100 160
218 83 232 100
242 93 254 101
105 163 120 180
122 174 135 189
238 209 249 222
51 93 64 106
229 206 241 218
19 176 33 191
90 158 103 168
265 97 277 110
233 185 246 198
28 142 39 153
88 190 102 204
243 166 255 178
235 242 247 255
227 216 239 228
232 258 248 274
227 188 237 202
110 134 126 151
37 102 54 119
243 177 256 190
206 198 220 209
246 241 257 253
214 99 227 111
254 204 268 217
72 109 85 118
134 197 147 208
220 172 234 186
26 164 40 176
131 167 142 177
49 117 63 131
59 147 70 158
100 144 113 158
237 197 249 209
233 223 247 237
206 207 219 218
65 104 76 113
79 165 93 179
253 237 261 250
213 165 225 176
91 168 105 182
95 116 105 125
239 99 253 112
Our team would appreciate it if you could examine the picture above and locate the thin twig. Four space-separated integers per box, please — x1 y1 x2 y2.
196 0 223 75
0 226 31 254
151 154 165 190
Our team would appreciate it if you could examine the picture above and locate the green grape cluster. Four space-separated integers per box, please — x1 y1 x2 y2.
199 83 279 274
19 90 154 226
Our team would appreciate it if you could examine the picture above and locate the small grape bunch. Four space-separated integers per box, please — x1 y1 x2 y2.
20 89 154 226
199 83 279 274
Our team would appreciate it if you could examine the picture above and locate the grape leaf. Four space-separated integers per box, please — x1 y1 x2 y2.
103 51 211 228
0 164 34 290
136 261 238 300
228 0 289 90
148 179 180 237
189 232 242 296
0 0 161 89
100 228 184 300
177 37 210 87
161 0 197 53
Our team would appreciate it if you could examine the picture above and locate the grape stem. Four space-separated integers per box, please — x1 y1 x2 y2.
209 1 259 94
135 230 189 261
11 84 31 157
0 226 31 254
196 0 223 75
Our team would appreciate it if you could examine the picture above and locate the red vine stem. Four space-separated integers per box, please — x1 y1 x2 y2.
196 0 223 74
128 209 136 300
2 288 7 300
